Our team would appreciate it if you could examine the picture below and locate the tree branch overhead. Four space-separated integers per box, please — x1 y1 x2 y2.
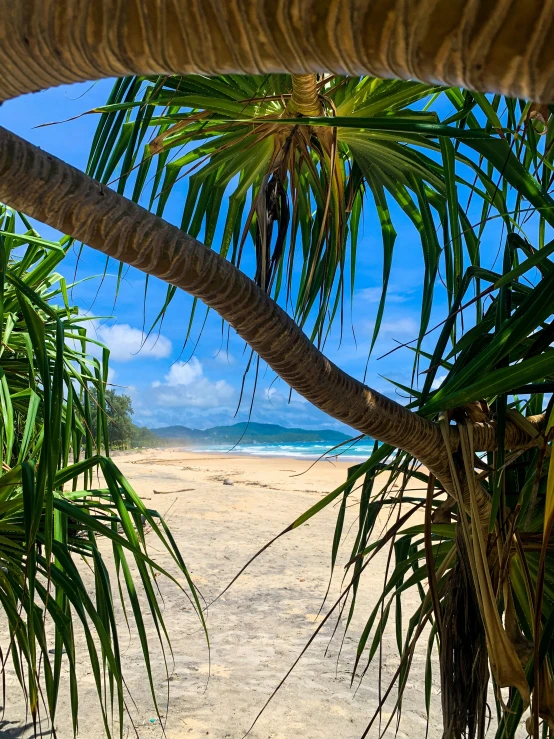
1 1 554 104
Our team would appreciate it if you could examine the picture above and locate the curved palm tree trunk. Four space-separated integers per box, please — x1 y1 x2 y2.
1 2 550 717
1 1 553 104
0 126 445 470
0 0 549 505
0 127 544 497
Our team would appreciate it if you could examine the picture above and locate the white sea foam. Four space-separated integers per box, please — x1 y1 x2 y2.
180 441 376 461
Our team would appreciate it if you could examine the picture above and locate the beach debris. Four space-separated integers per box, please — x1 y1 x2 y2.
153 488 194 494
223 478 234 486
132 458 167 464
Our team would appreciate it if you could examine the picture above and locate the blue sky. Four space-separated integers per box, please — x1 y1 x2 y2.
1 81 480 432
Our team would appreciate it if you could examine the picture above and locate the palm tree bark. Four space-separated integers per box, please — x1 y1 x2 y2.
1 1 549 717
0 126 544 497
1 1 554 105
0 126 444 468
289 75 322 116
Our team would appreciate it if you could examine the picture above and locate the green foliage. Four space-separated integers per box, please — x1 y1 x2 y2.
88 388 160 449
104 388 134 448
92 388 159 449
130 422 160 448
30 75 554 736
109 84 554 736
88 74 523 350
266 97 554 736
0 207 203 737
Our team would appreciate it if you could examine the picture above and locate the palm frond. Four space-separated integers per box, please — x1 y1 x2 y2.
0 206 205 737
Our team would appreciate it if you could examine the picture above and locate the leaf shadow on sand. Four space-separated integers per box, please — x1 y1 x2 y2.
0 720 54 737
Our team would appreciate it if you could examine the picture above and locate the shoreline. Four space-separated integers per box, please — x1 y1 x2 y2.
3 446 435 739
111 447 355 472
112 445 372 464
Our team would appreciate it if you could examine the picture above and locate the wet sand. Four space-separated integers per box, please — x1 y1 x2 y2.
1 449 441 738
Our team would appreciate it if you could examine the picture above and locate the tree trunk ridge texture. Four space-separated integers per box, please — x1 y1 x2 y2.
289 74 322 116
1 3 553 724
0 0 550 502
1 1 554 105
0 126 545 500
0 126 446 466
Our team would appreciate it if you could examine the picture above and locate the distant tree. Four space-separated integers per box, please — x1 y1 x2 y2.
97 389 160 449
130 423 160 448
104 389 134 449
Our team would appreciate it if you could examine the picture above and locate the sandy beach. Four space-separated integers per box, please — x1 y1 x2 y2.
1 449 440 739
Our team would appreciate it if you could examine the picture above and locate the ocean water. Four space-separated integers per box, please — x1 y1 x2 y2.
183 440 376 461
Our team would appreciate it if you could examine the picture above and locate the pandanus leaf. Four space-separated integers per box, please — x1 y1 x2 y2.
0 207 204 737
440 419 530 706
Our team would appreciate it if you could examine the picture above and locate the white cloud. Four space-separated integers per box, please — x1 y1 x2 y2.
357 287 410 304
149 358 234 409
162 357 204 386
379 318 418 336
213 350 236 365
131 370 348 431
93 322 172 362
363 316 418 339
431 374 446 390
264 387 278 402
262 386 308 406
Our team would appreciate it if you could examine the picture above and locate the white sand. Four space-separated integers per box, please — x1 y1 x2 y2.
1 449 442 738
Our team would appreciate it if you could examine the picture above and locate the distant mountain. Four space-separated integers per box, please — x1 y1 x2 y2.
150 422 350 445
154 425 195 438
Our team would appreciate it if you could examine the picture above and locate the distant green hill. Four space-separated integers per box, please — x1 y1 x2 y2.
151 422 351 444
